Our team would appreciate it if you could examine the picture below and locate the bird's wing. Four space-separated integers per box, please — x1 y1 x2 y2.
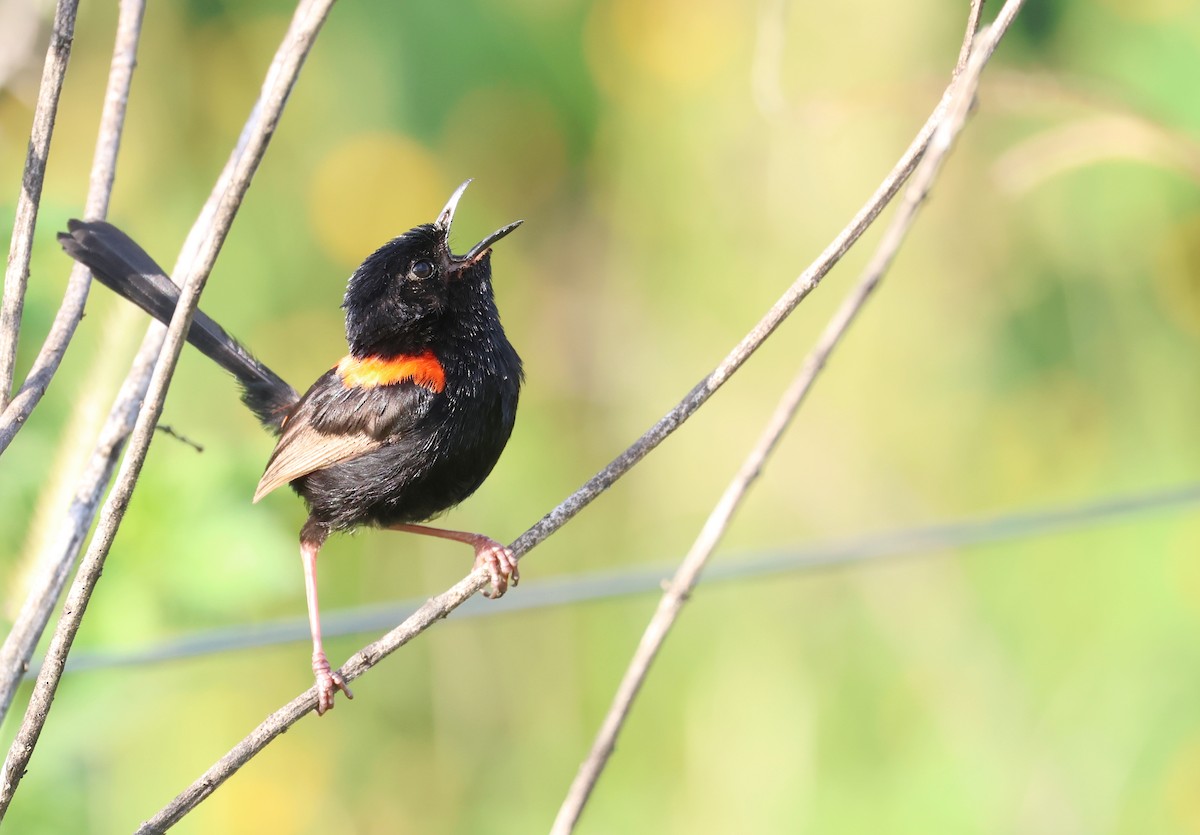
252 368 435 502
253 423 383 502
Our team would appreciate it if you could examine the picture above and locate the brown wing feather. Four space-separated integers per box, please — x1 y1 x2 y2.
253 422 382 502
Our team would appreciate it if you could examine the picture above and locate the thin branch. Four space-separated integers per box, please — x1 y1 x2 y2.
0 0 147 726
552 3 1023 826
29 480 1199 678
956 0 987 76
0 0 78 413
644 21 1028 826
0 0 151 454
155 423 205 453
0 0 337 819
134 5 1006 831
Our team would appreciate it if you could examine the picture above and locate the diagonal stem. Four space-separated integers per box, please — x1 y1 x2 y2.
133 4 1014 830
0 0 338 820
0 0 79 413
551 2 1024 830
0 0 148 727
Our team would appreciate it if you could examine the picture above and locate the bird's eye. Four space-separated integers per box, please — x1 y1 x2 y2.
410 259 434 279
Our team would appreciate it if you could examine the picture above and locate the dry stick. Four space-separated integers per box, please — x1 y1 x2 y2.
0 0 337 819
0 0 79 414
0 0 148 727
133 14 1003 835
550 6 1024 829
956 0 988 76
0 0 154 454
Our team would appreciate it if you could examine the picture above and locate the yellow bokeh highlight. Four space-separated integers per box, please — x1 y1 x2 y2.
1163 735 1200 830
1153 213 1200 338
308 133 443 266
1097 0 1193 22
586 0 742 92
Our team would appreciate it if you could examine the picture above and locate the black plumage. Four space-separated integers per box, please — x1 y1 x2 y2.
59 181 524 713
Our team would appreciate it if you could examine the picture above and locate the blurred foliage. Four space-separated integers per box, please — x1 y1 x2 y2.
1 0 1199 832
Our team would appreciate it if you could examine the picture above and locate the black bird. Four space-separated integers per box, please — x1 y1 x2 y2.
59 181 524 713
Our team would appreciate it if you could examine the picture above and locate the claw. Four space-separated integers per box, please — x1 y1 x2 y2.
473 538 519 599
313 651 354 715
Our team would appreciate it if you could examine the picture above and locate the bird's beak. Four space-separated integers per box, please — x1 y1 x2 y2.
437 179 524 267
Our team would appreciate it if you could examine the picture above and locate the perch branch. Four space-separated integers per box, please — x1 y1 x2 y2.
0 0 337 818
551 2 1023 828
135 4 1011 832
0 0 147 727
0 0 79 414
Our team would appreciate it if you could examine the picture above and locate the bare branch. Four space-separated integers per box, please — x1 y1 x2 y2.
0 0 150 455
0 0 337 819
0 0 147 727
552 2 1025 829
132 4 1010 830
956 0 987 76
0 0 78 413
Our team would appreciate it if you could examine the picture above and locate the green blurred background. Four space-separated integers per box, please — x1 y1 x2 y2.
2 0 1200 832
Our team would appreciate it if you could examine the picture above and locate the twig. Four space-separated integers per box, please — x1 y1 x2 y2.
0 0 147 727
956 0 987 76
134 6 1004 832
0 0 337 819
156 424 205 453
614 4 1024 817
0 0 79 413
0 0 151 455
551 2 1024 826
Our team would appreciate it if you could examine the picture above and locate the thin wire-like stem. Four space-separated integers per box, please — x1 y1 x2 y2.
0 0 148 727
552 3 1023 829
135 6 1005 831
20 479 1194 679
0 0 79 413
0 0 337 819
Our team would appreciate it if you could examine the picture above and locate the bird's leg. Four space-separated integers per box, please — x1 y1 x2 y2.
389 523 519 598
300 531 353 714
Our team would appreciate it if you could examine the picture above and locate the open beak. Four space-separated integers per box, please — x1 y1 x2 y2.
436 179 524 267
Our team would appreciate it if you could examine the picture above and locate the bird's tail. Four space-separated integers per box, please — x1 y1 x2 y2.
58 219 298 432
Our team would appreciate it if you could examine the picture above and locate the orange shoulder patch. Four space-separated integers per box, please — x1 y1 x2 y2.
336 350 446 393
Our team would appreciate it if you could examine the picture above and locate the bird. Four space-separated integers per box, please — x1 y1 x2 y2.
59 181 524 714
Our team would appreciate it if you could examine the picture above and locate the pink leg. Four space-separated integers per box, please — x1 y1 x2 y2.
390 524 519 599
301 537 353 714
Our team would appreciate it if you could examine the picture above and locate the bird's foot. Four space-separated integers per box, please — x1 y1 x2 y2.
472 536 519 599
312 651 353 715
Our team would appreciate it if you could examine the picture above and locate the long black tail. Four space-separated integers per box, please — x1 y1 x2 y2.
58 220 298 432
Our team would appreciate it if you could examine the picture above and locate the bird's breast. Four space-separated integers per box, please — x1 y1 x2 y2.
336 351 446 393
